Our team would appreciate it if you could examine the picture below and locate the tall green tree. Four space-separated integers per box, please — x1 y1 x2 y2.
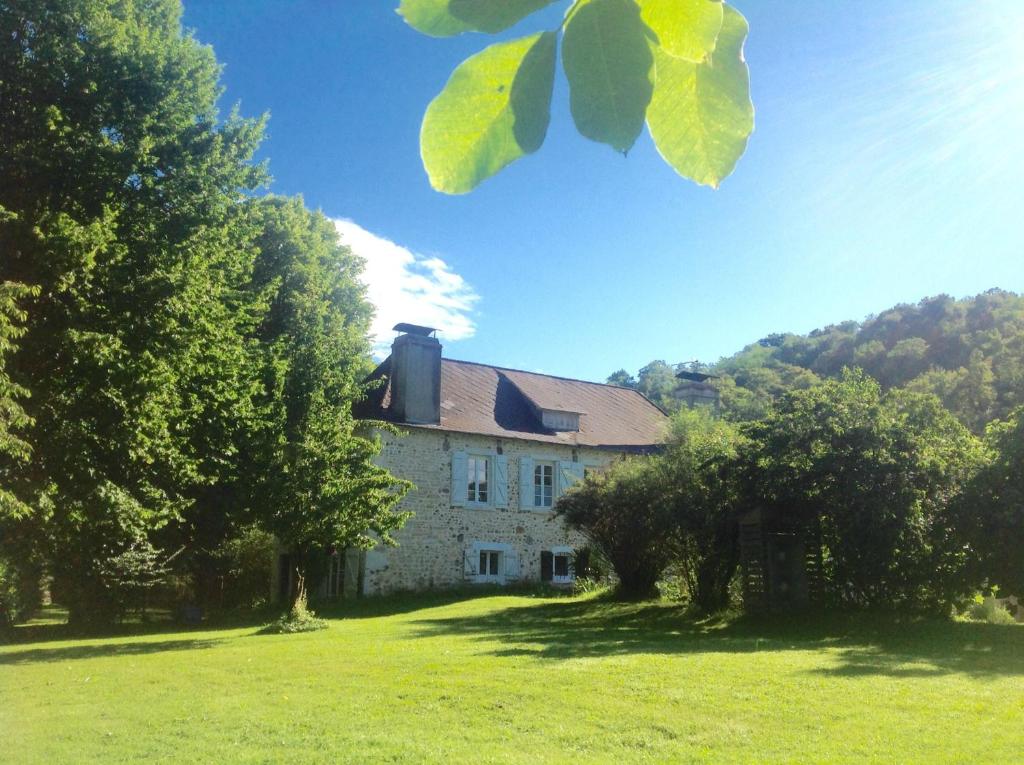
239 198 411 603
0 0 266 621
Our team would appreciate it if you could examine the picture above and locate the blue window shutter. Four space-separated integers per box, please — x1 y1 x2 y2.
519 457 534 510
504 549 520 581
557 461 584 497
572 462 585 482
451 451 468 507
493 455 509 509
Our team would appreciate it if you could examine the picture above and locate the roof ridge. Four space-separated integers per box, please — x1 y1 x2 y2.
444 356 629 390
442 357 669 417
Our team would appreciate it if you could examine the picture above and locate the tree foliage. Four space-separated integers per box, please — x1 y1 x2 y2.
0 0 408 622
556 458 676 599
239 198 411 590
0 280 36 520
615 290 1024 431
659 407 743 613
741 370 985 612
557 409 742 610
402 0 754 193
961 407 1024 595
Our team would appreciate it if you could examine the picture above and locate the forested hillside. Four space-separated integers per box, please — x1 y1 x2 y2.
611 290 1024 431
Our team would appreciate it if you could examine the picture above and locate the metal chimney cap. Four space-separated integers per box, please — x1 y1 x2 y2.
393 322 438 337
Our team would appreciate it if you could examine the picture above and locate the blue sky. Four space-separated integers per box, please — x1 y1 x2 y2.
182 0 1023 381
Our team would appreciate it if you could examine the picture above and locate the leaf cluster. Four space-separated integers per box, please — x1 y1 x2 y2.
402 0 754 192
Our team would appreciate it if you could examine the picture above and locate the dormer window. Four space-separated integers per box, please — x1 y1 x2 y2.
540 409 581 432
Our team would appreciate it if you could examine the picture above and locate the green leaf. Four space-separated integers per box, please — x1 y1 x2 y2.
639 0 723 62
398 0 559 37
646 4 754 188
420 32 557 194
562 0 655 153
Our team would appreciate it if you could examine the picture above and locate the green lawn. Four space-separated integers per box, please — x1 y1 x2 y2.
2 592 1022 764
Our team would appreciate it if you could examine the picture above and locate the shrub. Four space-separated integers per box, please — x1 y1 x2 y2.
961 407 1024 595
572 577 610 597
741 370 985 613
215 527 276 610
660 408 744 613
571 545 611 582
0 552 43 628
966 595 1017 625
96 538 171 622
264 579 327 634
557 458 676 599
0 558 20 629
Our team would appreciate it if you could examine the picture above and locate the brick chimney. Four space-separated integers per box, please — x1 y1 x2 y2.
389 323 441 425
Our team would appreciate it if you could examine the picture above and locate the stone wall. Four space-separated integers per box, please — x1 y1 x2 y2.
362 427 622 595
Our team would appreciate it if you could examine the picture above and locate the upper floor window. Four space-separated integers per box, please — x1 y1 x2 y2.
534 462 554 508
468 456 489 504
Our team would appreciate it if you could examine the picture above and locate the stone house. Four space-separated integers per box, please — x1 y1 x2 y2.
328 323 669 597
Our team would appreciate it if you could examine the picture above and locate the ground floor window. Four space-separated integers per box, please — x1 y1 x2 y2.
541 547 575 585
479 549 501 578
467 542 517 584
552 552 572 584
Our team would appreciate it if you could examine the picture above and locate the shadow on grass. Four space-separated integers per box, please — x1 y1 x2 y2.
1 606 273 648
0 637 226 666
2 586 548 648
312 583 565 621
410 596 1024 678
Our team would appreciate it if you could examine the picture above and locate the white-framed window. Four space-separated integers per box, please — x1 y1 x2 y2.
478 549 502 580
466 541 518 584
541 545 575 585
533 461 554 508
519 458 582 511
552 552 572 584
468 455 489 505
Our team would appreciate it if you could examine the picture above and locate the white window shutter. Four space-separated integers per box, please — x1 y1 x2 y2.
451 451 468 507
557 461 584 497
493 455 509 508
519 457 534 510
504 549 520 581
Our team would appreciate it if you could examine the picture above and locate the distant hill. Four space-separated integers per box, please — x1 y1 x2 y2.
610 290 1024 432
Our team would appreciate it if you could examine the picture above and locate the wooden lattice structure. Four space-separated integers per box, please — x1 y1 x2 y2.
740 508 824 613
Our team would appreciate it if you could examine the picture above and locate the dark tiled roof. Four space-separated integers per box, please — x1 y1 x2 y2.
357 358 668 451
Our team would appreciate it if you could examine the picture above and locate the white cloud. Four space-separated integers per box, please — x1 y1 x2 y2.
333 219 479 356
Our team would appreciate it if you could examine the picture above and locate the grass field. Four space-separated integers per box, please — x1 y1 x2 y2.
2 591 1022 764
